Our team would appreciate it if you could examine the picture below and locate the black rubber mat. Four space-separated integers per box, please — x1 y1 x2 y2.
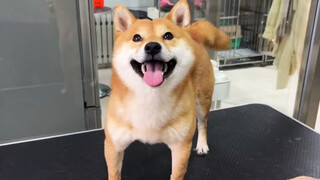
0 104 319 180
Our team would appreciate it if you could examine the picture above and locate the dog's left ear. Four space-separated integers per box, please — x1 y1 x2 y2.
167 0 190 28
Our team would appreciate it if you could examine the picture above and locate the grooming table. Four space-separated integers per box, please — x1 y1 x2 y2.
1 104 319 180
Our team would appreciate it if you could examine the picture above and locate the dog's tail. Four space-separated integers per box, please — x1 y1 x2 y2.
189 20 231 50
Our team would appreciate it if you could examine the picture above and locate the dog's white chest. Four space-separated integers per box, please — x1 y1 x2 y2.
122 95 175 129
108 89 192 150
114 94 187 144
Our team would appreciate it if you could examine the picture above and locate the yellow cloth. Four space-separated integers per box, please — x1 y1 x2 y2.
263 0 283 41
263 0 311 89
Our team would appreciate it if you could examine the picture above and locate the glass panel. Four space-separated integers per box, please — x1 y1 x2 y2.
0 0 87 144
98 0 316 127
187 0 311 119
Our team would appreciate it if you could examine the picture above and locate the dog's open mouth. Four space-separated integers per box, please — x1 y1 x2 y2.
130 59 177 87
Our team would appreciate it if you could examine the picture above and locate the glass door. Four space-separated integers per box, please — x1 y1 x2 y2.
0 0 100 144
97 0 319 131
186 0 317 126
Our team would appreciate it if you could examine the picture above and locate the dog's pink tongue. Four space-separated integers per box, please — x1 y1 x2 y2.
143 62 164 87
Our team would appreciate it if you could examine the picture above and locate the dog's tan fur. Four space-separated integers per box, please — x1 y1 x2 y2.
104 1 230 179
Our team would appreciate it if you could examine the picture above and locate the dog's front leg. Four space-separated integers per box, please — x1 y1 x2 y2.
168 141 192 180
104 128 126 180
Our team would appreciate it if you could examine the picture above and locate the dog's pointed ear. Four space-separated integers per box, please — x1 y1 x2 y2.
167 0 190 28
114 5 136 32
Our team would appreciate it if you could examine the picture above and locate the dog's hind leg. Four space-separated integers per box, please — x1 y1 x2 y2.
195 93 212 155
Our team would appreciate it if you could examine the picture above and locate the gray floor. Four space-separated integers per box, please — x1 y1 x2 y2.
98 66 320 133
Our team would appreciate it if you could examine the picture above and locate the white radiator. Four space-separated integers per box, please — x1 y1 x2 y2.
94 12 114 68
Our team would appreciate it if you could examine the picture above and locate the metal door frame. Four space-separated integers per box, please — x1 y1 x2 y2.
78 0 101 129
294 0 320 128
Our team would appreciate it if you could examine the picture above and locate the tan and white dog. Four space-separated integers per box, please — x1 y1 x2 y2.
104 0 230 179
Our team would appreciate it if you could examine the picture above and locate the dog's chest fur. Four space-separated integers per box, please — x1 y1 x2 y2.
124 93 175 129
109 91 191 149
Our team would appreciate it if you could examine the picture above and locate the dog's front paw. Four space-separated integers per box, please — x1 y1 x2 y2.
195 142 209 155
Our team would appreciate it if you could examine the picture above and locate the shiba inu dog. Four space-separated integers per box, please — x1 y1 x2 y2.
104 0 230 179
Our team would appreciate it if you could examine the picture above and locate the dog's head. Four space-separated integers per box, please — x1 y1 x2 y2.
112 0 195 93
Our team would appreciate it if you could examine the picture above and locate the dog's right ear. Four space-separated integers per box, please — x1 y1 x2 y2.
114 5 136 32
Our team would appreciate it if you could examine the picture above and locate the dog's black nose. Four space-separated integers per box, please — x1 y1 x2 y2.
145 42 162 55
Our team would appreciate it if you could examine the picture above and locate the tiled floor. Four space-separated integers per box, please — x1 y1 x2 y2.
98 65 319 133
221 65 298 116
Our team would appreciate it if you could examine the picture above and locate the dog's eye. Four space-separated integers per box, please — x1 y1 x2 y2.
163 32 174 40
133 34 142 42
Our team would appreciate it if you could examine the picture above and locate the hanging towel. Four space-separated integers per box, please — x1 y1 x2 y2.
263 0 283 41
263 0 311 89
